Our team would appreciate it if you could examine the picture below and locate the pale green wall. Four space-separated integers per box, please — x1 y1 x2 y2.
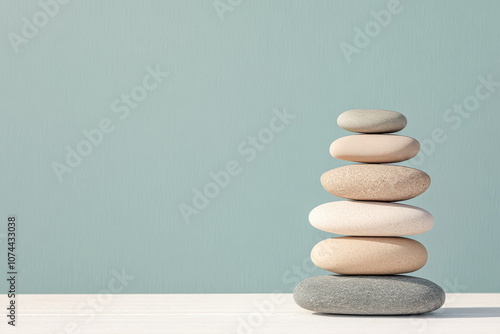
1 0 499 293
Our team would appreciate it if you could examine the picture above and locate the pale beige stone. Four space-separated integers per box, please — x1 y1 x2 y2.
330 134 420 163
311 236 428 275
309 201 434 236
337 109 407 133
321 164 430 201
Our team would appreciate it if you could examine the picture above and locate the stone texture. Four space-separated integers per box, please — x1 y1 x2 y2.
337 109 407 133
321 164 430 201
309 201 434 236
293 275 445 315
311 237 427 275
329 134 420 163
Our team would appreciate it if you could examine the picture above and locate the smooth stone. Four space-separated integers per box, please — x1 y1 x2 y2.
311 236 427 275
293 275 445 315
329 134 420 163
321 164 430 201
309 201 434 236
337 109 407 133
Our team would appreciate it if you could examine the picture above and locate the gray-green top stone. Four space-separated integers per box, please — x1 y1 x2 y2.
337 109 407 133
294 275 445 315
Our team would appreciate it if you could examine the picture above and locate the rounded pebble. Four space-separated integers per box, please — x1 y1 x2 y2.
330 134 420 163
311 236 428 275
337 109 407 133
320 164 430 201
293 275 445 315
309 201 434 236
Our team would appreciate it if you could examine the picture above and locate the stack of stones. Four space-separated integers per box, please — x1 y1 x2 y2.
293 109 445 315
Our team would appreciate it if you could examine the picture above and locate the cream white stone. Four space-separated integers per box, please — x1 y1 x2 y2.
309 201 434 236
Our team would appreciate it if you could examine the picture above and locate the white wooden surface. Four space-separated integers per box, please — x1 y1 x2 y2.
1 294 499 333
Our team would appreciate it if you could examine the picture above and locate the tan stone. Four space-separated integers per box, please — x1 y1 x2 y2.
311 237 428 275
330 134 420 163
321 164 430 201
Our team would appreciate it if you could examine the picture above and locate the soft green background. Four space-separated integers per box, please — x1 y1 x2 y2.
1 0 499 294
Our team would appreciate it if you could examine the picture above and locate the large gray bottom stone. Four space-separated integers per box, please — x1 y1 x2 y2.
293 275 445 315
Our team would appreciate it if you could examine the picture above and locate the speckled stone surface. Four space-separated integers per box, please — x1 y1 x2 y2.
309 201 434 236
321 164 430 201
311 237 427 275
337 109 407 133
329 134 420 163
293 275 445 315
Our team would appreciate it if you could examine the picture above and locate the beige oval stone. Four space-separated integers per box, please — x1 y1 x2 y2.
330 135 420 163
337 109 407 133
321 164 430 201
311 237 428 275
309 201 434 236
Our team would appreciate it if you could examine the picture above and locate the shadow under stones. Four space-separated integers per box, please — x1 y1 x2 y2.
313 307 500 319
